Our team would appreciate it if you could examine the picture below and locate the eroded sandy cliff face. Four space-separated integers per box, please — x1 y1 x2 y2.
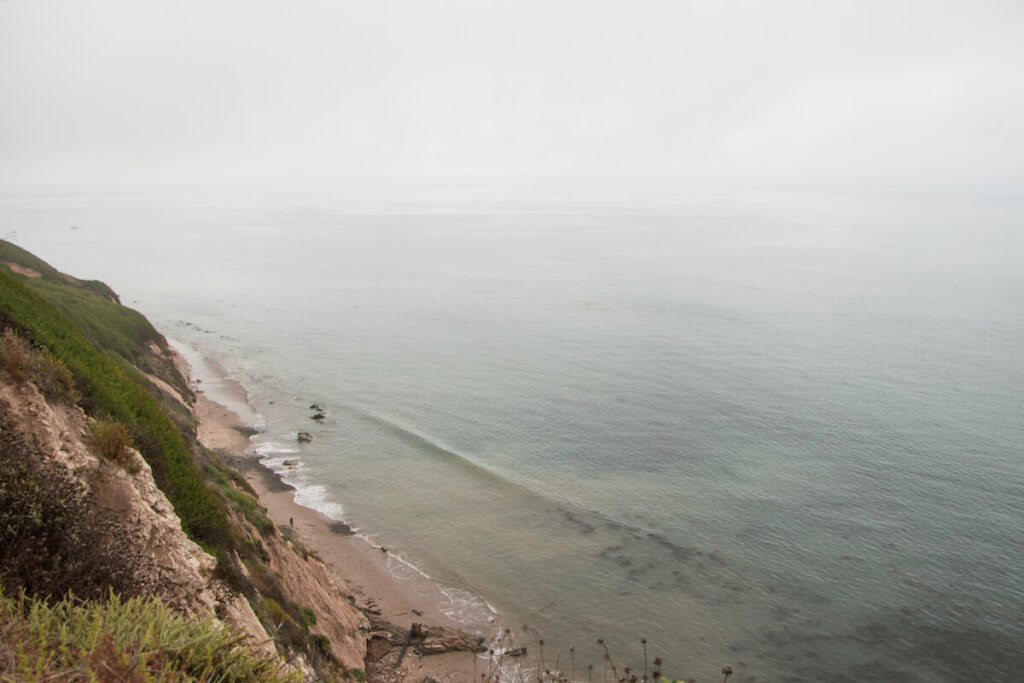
262 530 370 670
0 376 276 660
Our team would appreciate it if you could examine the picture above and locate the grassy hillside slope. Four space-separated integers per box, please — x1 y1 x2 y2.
0 240 192 401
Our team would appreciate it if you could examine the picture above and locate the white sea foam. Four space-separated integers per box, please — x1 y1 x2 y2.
254 442 300 457
437 585 495 627
250 435 348 522
292 483 346 521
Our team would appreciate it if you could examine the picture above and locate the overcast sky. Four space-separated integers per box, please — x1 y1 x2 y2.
1 1 1022 195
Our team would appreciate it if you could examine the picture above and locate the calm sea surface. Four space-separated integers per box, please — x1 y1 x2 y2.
4 189 1023 681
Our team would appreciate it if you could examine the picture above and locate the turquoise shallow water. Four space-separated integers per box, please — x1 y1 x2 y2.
4 189 1023 681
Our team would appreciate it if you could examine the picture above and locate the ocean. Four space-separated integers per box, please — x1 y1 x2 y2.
4 188 1023 681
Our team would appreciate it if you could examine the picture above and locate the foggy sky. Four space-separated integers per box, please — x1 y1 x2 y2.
1 1 1022 195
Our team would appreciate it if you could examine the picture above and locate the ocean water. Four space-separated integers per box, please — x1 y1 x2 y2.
3 189 1023 681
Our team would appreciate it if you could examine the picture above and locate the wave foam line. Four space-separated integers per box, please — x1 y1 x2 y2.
382 549 497 628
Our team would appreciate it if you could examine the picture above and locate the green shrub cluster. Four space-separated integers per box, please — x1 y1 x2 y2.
0 582 298 682
222 483 276 536
294 602 317 629
0 268 230 551
265 597 289 626
262 597 317 632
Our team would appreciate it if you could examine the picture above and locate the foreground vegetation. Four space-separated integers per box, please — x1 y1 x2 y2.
0 582 296 682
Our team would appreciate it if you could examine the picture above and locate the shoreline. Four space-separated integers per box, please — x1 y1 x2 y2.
179 342 491 680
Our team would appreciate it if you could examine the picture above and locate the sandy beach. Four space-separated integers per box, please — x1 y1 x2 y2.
187 353 486 681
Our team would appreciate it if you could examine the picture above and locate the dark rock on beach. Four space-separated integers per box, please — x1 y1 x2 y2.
366 632 394 661
328 520 355 535
412 623 487 655
297 431 313 442
363 618 486 668
254 461 295 493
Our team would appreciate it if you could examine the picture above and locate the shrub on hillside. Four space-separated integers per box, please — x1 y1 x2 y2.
90 418 139 472
221 483 276 535
0 327 77 400
0 327 30 379
30 348 77 400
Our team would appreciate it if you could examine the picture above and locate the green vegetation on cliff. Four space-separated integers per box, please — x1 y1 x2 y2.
0 582 297 682
0 239 192 401
0 239 120 303
0 266 230 550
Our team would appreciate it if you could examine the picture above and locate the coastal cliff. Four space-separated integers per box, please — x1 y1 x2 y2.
0 241 372 679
